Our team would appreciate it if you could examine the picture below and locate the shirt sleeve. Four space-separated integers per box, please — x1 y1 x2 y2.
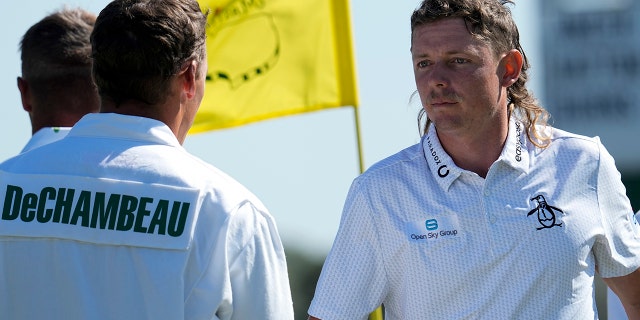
225 201 294 319
308 179 387 320
592 138 640 278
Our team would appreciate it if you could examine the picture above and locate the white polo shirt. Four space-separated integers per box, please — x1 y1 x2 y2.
309 117 640 319
0 113 294 320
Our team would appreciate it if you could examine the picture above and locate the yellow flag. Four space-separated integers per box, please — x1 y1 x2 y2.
191 0 359 133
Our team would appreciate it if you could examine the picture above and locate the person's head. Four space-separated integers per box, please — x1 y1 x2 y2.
18 7 100 135
411 0 549 147
91 0 208 143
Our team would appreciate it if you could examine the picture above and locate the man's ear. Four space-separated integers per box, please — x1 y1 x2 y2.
17 77 33 112
181 61 197 100
500 49 523 87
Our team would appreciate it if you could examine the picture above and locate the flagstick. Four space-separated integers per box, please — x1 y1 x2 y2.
352 105 365 174
369 307 383 320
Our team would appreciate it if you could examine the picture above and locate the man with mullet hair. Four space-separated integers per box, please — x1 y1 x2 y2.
0 0 293 319
308 0 640 319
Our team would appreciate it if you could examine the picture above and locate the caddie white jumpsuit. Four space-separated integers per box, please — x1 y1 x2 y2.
0 113 294 320
20 126 72 153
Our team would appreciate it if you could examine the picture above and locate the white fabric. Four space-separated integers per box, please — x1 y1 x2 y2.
607 209 640 319
20 126 71 153
309 117 640 320
0 113 294 320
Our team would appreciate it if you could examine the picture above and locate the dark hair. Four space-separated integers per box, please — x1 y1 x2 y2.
20 8 97 107
411 0 550 147
91 0 208 106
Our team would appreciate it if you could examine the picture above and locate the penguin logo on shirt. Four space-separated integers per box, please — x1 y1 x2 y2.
527 195 564 230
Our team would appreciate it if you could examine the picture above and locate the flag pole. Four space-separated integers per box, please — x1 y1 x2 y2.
353 105 365 174
369 307 383 320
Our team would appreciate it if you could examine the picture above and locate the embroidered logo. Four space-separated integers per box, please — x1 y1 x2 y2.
426 136 449 178
527 195 564 230
514 122 523 162
406 217 460 241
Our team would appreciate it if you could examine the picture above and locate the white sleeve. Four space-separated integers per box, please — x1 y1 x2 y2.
308 180 387 320
225 201 294 320
592 139 640 278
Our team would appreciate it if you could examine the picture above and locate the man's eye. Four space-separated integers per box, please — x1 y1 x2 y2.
453 58 467 64
418 61 430 68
